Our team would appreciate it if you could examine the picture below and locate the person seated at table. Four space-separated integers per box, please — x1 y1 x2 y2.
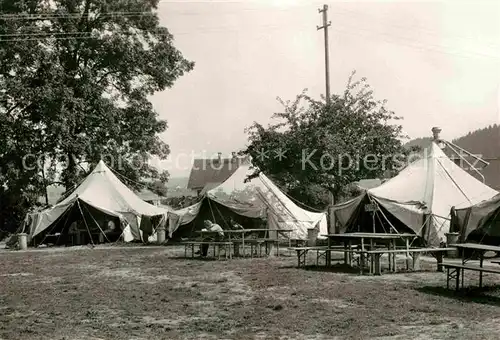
199 220 224 257
103 220 122 242
105 220 116 232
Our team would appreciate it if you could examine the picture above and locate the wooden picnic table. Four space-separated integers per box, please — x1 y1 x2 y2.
223 229 293 257
196 229 293 257
181 240 234 260
323 233 417 274
364 247 454 275
442 243 500 290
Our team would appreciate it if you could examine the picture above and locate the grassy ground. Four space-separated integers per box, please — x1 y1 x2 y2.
1 245 500 340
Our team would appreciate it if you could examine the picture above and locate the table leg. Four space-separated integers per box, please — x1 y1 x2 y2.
462 266 464 288
412 253 421 271
348 240 353 266
343 242 348 265
327 237 332 267
374 254 382 275
387 243 392 271
461 251 467 288
360 238 365 275
370 239 374 273
446 267 450 289
391 241 396 272
479 253 484 288
405 238 411 270
436 252 444 272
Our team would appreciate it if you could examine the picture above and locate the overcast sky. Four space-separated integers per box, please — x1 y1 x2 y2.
149 0 500 177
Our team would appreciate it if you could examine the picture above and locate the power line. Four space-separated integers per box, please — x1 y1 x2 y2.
332 26 500 61
0 11 154 20
0 4 313 20
0 17 498 61
3 3 498 49
329 7 500 53
2 4 499 52
0 31 93 38
0 2 497 45
0 22 311 42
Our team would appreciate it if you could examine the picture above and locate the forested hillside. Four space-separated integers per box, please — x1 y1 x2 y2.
406 124 500 158
404 137 432 151
452 124 500 158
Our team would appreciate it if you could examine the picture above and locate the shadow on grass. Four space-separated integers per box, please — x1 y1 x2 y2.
168 254 278 262
168 255 223 262
416 285 500 306
278 262 361 274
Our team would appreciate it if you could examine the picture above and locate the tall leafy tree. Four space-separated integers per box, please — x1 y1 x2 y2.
244 71 415 208
0 0 193 232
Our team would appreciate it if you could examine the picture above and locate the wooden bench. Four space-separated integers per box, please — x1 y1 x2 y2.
229 238 275 257
289 245 360 267
259 238 282 256
491 260 500 265
363 247 454 275
181 241 233 260
442 262 500 291
288 246 329 267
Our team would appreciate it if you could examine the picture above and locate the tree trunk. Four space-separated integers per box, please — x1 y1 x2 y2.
63 152 77 192
41 162 49 206
328 187 341 234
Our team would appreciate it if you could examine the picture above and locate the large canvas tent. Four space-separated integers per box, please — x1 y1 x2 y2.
331 142 498 246
23 160 168 245
169 159 328 240
452 193 500 244
166 200 203 238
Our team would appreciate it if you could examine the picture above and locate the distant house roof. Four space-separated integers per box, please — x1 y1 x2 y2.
187 157 242 191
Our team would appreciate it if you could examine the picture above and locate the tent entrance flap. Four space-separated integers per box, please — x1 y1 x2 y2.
22 160 169 246
343 194 418 238
32 199 123 246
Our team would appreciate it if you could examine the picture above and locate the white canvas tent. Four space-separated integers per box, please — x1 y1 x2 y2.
169 159 328 240
331 142 498 245
452 193 500 243
23 160 168 245
167 201 203 238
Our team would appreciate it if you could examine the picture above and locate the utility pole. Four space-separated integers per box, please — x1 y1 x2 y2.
317 4 331 104
318 5 335 234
